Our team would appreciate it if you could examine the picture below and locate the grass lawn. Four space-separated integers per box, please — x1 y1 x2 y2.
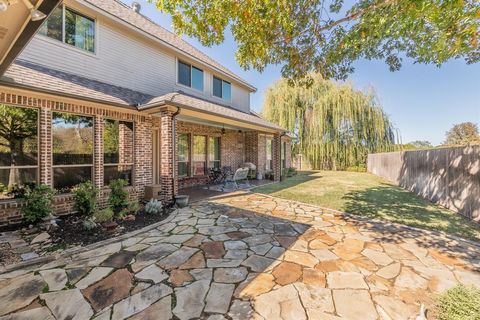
253 170 480 241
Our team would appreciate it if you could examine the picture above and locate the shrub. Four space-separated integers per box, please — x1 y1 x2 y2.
72 181 98 216
93 208 114 223
22 184 55 224
127 201 141 215
8 182 36 199
145 199 163 215
435 285 480 320
108 179 129 212
287 167 297 177
82 218 97 231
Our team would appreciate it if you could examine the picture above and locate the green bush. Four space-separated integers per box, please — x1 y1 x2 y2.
83 218 97 231
72 181 98 216
22 184 55 224
8 182 37 199
435 285 480 320
287 167 297 177
145 199 163 215
108 179 129 213
127 201 141 215
93 208 114 223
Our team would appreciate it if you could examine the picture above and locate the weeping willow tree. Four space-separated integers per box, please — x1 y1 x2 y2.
262 74 397 170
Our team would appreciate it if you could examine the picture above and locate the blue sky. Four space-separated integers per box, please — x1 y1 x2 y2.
133 0 480 146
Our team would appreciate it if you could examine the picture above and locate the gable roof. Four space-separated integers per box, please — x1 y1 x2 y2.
83 0 256 92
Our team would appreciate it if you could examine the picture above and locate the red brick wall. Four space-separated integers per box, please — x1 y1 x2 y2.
0 90 152 227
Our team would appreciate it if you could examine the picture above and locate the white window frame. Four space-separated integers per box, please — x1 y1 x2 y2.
212 76 232 102
176 59 205 93
103 118 135 186
38 4 97 55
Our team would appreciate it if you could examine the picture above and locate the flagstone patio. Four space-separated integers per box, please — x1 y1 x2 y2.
1 192 479 320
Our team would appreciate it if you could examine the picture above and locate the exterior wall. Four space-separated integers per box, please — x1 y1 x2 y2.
18 0 251 113
283 138 292 169
0 88 153 227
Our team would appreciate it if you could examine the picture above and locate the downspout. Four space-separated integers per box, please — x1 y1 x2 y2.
171 107 181 204
279 131 287 181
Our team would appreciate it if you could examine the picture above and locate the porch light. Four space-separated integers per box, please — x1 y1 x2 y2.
21 0 46 21
221 125 226 135
0 0 8 11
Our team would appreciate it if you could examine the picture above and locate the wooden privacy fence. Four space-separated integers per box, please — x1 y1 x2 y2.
367 146 480 221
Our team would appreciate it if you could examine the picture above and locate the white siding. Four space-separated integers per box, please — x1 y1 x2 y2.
18 5 252 111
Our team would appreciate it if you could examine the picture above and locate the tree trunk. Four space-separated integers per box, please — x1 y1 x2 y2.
8 139 22 187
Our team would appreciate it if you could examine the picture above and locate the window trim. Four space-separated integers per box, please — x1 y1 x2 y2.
192 135 207 176
51 111 95 192
38 4 97 55
103 118 135 186
265 137 273 171
208 136 221 169
212 76 232 102
0 105 40 194
176 59 204 93
177 133 190 178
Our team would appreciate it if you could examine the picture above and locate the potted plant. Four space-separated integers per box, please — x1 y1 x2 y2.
175 194 189 208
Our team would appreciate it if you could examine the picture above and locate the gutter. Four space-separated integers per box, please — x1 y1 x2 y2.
279 131 287 181
171 107 181 203
0 80 138 110
139 99 285 133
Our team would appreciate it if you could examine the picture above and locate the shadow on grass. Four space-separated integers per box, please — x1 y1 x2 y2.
343 182 480 242
252 171 321 194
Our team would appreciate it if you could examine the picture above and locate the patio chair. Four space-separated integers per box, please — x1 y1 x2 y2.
224 167 250 190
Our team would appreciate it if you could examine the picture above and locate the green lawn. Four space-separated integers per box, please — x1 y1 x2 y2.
253 171 480 241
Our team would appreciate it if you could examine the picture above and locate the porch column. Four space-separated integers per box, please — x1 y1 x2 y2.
244 131 259 170
39 107 52 186
93 115 104 189
273 133 281 181
159 110 176 202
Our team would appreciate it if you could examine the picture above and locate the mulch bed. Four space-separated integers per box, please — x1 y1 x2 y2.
50 208 174 248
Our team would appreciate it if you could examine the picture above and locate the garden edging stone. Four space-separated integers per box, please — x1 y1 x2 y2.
0 209 177 274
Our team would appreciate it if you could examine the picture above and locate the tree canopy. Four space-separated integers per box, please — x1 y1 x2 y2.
444 122 480 146
262 74 396 170
154 0 480 80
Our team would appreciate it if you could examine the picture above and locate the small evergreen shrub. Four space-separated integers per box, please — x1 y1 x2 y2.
82 218 97 231
22 184 55 224
435 284 480 320
108 179 129 212
127 201 141 215
8 182 36 199
93 208 114 223
72 181 98 216
145 199 163 215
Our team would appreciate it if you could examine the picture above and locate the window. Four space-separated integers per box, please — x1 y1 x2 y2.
178 60 204 91
52 112 94 192
282 141 287 170
104 119 134 185
39 6 95 53
193 136 206 176
178 134 189 177
266 138 273 171
0 105 38 199
208 137 220 169
213 76 231 101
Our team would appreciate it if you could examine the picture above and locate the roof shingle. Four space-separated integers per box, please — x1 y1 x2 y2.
85 0 255 91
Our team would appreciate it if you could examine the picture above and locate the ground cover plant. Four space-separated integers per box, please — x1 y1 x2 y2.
435 285 480 320
253 170 480 241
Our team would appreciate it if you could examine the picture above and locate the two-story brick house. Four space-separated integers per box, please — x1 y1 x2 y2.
0 0 291 226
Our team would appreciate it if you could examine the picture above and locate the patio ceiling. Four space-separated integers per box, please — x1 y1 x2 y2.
177 114 257 132
0 0 61 75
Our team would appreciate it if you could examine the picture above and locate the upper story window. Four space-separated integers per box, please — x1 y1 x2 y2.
178 60 204 91
213 76 231 101
39 5 95 53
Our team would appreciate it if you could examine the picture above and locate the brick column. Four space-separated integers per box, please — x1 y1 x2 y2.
39 107 52 186
134 120 153 192
273 133 281 181
160 110 176 202
94 115 104 189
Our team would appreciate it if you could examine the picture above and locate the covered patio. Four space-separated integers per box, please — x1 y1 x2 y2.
139 92 293 202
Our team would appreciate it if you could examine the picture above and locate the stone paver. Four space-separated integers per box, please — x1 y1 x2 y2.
1 193 478 319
